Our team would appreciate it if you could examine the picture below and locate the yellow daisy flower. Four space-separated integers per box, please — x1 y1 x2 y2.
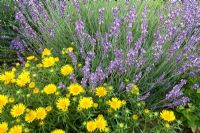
107 97 125 110
0 95 8 108
68 83 84 96
160 110 176 122
42 57 56 68
95 114 108 132
16 71 30 87
0 122 8 133
60 65 74 76
10 103 26 118
43 84 57 94
0 70 15 85
56 97 70 112
36 107 47 120
78 97 94 110
42 48 51 56
25 110 37 123
95 86 107 97
8 125 22 133
86 121 96 132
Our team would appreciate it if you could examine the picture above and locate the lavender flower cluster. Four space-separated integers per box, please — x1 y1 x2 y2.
13 0 200 108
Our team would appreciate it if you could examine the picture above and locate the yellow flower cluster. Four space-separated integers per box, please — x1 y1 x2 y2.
86 114 109 132
42 56 59 68
39 48 59 68
16 71 31 87
0 69 15 85
107 97 126 110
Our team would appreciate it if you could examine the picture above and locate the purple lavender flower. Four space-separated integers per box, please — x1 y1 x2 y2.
156 73 165 84
81 77 87 88
165 79 187 100
33 0 48 21
133 72 142 84
126 6 136 25
126 83 133 91
10 37 25 53
141 6 147 38
27 1 39 23
17 52 25 64
193 83 199 90
72 0 81 14
68 51 77 69
95 66 104 84
109 7 121 37
75 19 85 36
126 27 133 45
101 33 111 55
119 82 126 90
98 8 105 25
70 73 77 83
58 82 66 90
49 29 55 38
83 33 96 46
59 0 67 15
89 73 98 88
168 97 190 107
106 49 124 76
15 10 38 39
138 92 150 101
112 7 119 18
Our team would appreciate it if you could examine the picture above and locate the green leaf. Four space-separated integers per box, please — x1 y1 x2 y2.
197 88 200 94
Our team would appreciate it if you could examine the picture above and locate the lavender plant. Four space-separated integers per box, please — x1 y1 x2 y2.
13 0 200 109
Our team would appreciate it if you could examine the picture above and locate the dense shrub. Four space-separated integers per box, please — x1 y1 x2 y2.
12 0 200 107
0 0 199 132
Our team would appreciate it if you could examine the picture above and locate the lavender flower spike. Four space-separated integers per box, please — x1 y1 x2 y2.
98 8 105 25
165 79 187 100
75 19 85 37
